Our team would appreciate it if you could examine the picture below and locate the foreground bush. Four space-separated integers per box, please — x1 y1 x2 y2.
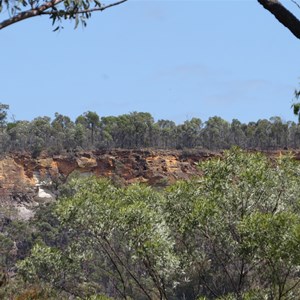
7 149 300 299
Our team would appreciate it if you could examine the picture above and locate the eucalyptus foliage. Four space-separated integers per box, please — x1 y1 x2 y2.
165 148 300 299
14 149 300 299
0 0 127 30
2 106 300 153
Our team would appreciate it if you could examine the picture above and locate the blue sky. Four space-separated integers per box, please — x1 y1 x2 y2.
2 0 300 124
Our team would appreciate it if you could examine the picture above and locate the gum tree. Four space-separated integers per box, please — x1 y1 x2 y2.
165 148 300 299
19 178 178 299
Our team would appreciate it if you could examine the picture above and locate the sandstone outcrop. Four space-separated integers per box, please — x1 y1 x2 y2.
0 149 218 219
0 148 294 220
0 149 215 189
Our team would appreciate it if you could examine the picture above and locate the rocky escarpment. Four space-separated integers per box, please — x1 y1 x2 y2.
1 148 298 220
0 149 218 220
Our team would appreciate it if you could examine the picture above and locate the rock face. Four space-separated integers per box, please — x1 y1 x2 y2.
0 149 216 210
0 148 289 219
1 148 294 192
0 149 215 187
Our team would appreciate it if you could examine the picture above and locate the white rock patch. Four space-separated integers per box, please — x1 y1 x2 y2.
17 206 34 221
38 187 54 199
35 187 56 202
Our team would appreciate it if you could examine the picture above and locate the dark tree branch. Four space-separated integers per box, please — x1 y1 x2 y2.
258 0 300 39
0 0 128 30
0 0 64 30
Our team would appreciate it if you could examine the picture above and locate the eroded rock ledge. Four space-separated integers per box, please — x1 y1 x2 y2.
1 149 217 188
1 149 297 219
0 149 219 219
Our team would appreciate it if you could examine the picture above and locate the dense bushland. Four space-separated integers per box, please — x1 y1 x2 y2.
1 149 300 299
0 105 300 154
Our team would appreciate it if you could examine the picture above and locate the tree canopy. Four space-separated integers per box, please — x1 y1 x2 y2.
2 149 300 299
2 106 300 153
2 105 300 154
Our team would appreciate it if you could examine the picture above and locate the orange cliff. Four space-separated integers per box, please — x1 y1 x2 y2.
0 149 217 203
1 148 298 220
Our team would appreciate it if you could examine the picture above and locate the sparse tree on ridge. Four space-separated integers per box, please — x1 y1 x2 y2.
76 111 100 146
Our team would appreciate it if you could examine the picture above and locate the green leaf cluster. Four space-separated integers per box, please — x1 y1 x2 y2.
8 149 300 299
